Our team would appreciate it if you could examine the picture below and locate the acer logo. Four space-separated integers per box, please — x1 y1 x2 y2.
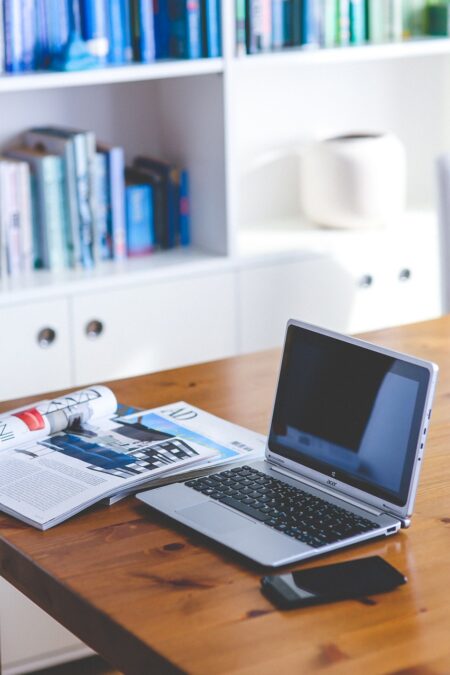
327 479 337 487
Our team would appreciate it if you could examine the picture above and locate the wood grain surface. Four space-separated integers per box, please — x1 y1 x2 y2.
1 317 450 674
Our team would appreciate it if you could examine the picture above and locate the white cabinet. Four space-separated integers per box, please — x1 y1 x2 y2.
0 298 72 401
0 578 91 675
71 270 237 385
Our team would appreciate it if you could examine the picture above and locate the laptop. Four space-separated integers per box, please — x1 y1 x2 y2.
137 320 438 567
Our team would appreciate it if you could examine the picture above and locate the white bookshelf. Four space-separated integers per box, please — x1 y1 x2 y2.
0 10 447 674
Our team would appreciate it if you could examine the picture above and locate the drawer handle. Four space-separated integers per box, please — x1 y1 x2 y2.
85 320 104 340
399 268 411 282
358 274 373 289
37 327 57 349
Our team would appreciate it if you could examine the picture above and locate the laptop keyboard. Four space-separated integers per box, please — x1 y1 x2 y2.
185 465 379 548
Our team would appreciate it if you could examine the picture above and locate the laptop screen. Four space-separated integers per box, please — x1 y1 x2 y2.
268 324 431 507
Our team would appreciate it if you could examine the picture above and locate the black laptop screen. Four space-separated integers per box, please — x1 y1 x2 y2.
268 325 430 507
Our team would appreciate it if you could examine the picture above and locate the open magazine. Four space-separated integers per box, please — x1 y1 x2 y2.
0 387 265 529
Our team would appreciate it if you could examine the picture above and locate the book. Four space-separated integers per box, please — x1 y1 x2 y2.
0 158 34 275
323 0 338 47
154 0 171 58
130 0 156 62
236 0 247 54
40 0 71 67
5 147 68 271
25 127 80 268
0 386 222 529
301 0 321 47
179 168 190 246
134 156 180 249
21 0 37 71
96 142 127 260
246 0 272 52
336 0 351 45
402 0 426 38
108 0 129 63
79 0 109 62
349 0 366 44
0 0 4 72
93 152 110 261
271 0 284 49
3 0 24 72
125 181 155 256
202 0 221 57
168 0 202 59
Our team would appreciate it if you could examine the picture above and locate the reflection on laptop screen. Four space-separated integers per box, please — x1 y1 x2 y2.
269 325 430 507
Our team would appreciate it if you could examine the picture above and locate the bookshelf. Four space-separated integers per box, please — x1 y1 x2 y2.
0 9 447 671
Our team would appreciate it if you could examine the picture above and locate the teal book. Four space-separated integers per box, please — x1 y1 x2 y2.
350 0 366 44
94 152 110 261
25 127 80 268
336 0 350 45
323 0 338 47
5 147 68 270
31 127 95 268
403 0 426 37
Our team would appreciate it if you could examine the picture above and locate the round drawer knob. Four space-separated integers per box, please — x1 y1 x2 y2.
399 268 411 282
37 327 57 349
85 320 104 340
358 274 373 288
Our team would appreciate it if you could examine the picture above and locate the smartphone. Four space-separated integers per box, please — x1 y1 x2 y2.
261 556 407 609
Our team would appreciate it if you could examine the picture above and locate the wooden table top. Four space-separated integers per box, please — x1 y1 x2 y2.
1 317 450 674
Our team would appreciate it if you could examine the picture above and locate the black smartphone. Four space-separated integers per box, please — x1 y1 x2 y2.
261 556 407 609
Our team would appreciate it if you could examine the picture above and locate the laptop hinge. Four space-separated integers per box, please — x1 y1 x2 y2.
267 459 383 518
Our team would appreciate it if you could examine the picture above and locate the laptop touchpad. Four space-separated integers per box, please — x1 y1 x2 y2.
176 502 254 534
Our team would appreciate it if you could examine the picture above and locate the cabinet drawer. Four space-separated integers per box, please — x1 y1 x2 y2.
0 298 72 401
72 272 237 386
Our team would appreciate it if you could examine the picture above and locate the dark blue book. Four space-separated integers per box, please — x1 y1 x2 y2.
125 183 154 257
4 0 24 72
130 0 156 62
154 0 171 58
168 0 202 59
271 0 284 49
80 0 109 63
291 0 301 46
201 0 221 57
179 169 190 247
282 0 293 46
41 0 71 65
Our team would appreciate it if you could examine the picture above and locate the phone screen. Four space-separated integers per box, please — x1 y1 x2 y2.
261 556 406 608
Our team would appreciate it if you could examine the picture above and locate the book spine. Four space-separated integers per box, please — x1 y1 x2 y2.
94 153 110 261
21 0 37 71
4 0 23 72
236 0 247 55
349 0 366 44
42 156 69 270
4 163 21 277
108 0 126 63
125 184 154 257
109 147 127 260
0 1 4 72
17 162 34 274
271 0 284 49
291 0 302 46
302 0 321 47
154 0 171 58
35 0 49 68
44 0 70 60
80 0 109 61
139 0 156 62
246 0 270 53
386 0 403 41
368 0 386 43
322 0 337 47
179 169 190 246
202 0 221 57
121 0 133 62
72 135 94 268
336 0 350 45
402 0 425 38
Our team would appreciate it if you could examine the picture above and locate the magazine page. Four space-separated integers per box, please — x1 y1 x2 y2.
0 385 117 453
0 409 215 529
105 401 267 502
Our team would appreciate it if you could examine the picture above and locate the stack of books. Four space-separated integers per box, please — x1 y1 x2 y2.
0 0 221 74
237 0 436 55
0 126 190 280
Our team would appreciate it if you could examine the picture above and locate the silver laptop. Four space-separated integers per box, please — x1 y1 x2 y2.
137 320 438 567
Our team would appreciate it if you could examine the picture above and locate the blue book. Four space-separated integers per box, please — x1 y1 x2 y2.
4 0 24 72
130 0 156 62
301 0 321 47
125 183 154 257
202 0 221 57
282 0 292 46
40 0 70 66
349 0 366 44
21 0 37 71
168 0 202 59
97 143 127 261
271 0 284 49
179 169 190 247
94 153 110 261
108 0 133 63
154 0 171 58
80 0 109 62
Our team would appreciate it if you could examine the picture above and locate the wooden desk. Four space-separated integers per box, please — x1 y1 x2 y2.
1 317 450 674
